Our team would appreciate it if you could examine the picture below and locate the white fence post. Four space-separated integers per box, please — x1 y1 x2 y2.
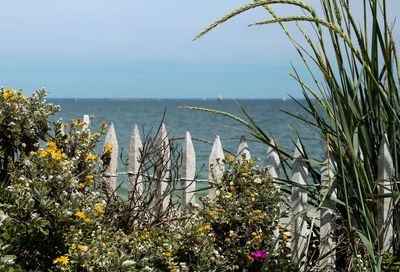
103 122 118 195
181 131 196 214
208 135 225 200
267 139 280 180
377 134 394 252
83 114 90 132
291 139 308 271
237 135 251 161
127 124 143 199
319 145 336 271
155 123 171 214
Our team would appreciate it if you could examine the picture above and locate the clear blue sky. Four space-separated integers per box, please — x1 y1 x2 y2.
0 1 398 98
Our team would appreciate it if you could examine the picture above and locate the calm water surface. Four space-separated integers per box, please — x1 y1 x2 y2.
50 99 321 194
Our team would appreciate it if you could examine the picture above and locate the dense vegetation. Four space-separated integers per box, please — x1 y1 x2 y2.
0 88 293 271
187 0 400 271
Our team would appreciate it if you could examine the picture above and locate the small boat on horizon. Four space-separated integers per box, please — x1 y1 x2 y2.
217 95 223 101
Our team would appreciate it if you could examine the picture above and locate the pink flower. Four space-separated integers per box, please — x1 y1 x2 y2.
251 250 269 260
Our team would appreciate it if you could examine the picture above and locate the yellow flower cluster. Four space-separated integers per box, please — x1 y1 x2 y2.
103 143 113 153
53 255 69 266
2 88 29 102
2 88 15 100
164 251 172 257
75 211 91 223
94 203 104 216
72 119 85 127
85 175 95 184
197 223 211 235
38 142 66 161
86 154 97 160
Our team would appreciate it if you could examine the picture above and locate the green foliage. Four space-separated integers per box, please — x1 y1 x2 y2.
0 89 293 271
191 0 400 271
0 88 108 270
0 88 59 183
201 156 295 271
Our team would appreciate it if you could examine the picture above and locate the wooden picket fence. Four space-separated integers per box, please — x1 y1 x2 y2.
83 115 395 272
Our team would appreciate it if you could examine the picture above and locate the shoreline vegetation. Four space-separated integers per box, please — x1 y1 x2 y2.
187 0 400 271
1 0 399 271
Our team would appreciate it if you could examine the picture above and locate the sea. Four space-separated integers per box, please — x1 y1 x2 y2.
49 99 322 195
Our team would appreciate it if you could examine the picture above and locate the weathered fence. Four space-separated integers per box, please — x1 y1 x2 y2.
83 115 395 272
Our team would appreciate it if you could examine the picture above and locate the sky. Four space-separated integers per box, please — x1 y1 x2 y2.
0 1 398 98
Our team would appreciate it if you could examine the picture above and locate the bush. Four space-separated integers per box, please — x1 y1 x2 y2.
201 156 294 271
0 88 293 271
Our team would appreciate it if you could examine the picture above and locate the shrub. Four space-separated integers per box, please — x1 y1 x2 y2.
1 88 293 271
201 156 295 271
0 88 108 270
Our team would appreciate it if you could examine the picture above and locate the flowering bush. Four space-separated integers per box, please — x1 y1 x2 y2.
200 156 295 271
0 88 295 271
0 88 109 270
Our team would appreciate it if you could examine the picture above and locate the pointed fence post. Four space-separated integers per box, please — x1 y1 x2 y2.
267 140 288 240
208 136 225 200
103 123 118 195
181 131 196 214
127 124 143 200
237 135 251 161
377 134 394 252
319 145 336 271
291 139 308 271
267 139 280 180
155 123 171 214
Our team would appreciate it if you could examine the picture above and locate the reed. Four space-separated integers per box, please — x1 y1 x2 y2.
188 0 400 270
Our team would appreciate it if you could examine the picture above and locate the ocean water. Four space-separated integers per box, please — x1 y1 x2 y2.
50 99 321 193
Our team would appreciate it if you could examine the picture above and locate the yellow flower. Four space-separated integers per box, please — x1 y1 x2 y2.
207 210 216 218
251 232 257 236
79 183 85 188
85 175 95 184
228 155 234 163
86 154 97 160
47 141 57 149
229 185 236 192
253 209 262 214
94 203 104 216
73 120 85 127
204 224 211 231
197 227 204 233
77 244 88 251
225 192 233 198
39 150 48 157
103 143 113 153
75 211 87 220
84 217 91 223
246 255 254 262
52 150 65 161
53 255 69 266
258 214 266 219
164 251 172 257
2 88 15 100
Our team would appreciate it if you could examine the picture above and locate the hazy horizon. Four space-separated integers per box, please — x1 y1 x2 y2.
1 1 398 99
